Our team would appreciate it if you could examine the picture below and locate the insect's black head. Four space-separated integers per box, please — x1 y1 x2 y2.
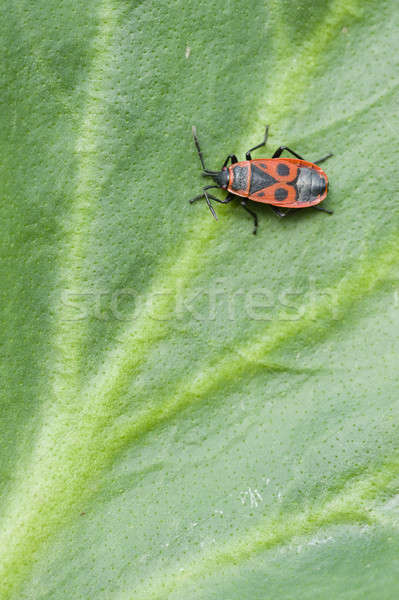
203 168 229 189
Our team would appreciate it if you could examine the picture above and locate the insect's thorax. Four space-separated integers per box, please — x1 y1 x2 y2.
227 160 251 196
227 159 327 207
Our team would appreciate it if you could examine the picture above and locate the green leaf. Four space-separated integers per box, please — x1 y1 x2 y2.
1 0 399 598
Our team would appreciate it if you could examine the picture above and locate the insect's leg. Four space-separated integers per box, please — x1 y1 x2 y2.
202 189 218 220
272 146 304 160
240 199 258 235
189 191 217 219
189 185 216 204
314 205 333 215
189 187 234 222
201 186 235 205
189 193 205 203
192 126 207 170
314 153 333 165
208 192 234 204
245 125 269 160
190 186 231 204
221 154 238 168
270 206 291 218
190 186 217 206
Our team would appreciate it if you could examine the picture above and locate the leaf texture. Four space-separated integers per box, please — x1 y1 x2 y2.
0 0 398 598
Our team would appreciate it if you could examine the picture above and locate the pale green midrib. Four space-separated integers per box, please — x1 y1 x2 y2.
128 458 399 600
0 0 386 597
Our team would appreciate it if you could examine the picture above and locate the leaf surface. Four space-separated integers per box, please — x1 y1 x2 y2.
1 1 399 598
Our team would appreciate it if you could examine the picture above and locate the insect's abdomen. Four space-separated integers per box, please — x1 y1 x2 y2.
227 159 328 208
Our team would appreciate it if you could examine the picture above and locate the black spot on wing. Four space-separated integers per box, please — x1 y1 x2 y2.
275 188 288 201
277 162 289 176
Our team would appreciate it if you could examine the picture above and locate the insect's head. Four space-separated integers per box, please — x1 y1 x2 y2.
202 168 229 189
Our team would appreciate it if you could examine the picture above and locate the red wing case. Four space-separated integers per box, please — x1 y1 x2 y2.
228 159 328 208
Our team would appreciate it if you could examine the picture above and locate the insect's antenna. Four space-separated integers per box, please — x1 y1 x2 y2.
192 126 206 170
202 169 220 177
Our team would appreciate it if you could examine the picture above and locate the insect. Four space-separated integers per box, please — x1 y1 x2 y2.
190 125 333 234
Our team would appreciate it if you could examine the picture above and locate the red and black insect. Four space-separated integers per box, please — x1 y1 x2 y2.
190 125 333 234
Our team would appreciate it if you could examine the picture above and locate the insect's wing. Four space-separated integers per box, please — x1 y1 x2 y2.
248 159 328 208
